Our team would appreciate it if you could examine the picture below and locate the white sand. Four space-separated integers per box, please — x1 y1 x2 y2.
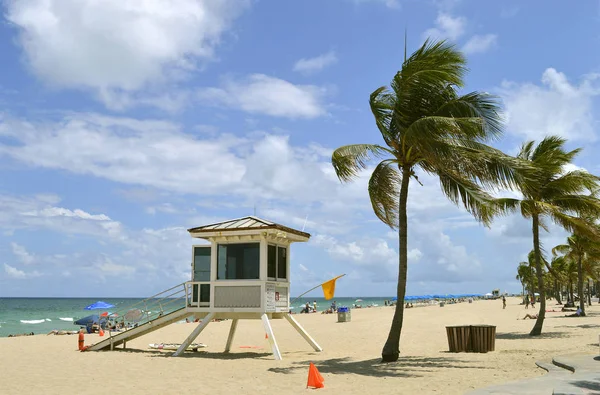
1 297 597 394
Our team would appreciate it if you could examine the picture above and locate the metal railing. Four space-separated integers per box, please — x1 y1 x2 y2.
102 282 189 333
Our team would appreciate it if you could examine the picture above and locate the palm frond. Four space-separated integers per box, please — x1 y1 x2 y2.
332 144 393 182
436 168 496 225
368 161 401 229
433 92 504 140
369 86 396 147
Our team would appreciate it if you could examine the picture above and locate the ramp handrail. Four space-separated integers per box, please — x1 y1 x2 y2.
99 282 190 333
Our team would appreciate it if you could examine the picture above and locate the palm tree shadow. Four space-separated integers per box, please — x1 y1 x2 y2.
496 331 567 340
268 356 489 378
556 323 600 329
569 378 600 391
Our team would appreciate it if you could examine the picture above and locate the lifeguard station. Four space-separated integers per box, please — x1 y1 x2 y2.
86 216 322 360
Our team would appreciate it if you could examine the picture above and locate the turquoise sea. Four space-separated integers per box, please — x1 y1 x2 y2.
0 297 392 337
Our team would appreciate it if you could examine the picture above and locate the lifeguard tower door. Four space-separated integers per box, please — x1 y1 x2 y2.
192 246 211 306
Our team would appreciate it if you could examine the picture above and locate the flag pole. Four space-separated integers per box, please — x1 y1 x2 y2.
290 274 346 306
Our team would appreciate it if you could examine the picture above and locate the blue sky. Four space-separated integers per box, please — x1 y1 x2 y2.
1 0 599 297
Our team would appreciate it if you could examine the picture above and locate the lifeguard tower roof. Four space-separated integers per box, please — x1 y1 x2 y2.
187 216 310 241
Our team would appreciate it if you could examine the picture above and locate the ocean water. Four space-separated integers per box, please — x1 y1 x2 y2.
0 297 394 337
0 298 149 337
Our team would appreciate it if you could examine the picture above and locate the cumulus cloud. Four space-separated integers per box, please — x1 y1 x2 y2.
0 114 246 195
11 243 35 265
423 13 466 41
313 233 400 281
0 193 123 239
5 0 248 109
293 51 338 74
4 263 41 279
197 74 329 118
462 34 497 54
499 68 599 142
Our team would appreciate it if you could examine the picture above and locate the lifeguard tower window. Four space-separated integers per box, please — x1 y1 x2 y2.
217 243 260 280
193 246 211 303
267 244 287 280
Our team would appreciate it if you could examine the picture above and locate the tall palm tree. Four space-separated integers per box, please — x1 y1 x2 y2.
331 40 524 362
496 137 600 334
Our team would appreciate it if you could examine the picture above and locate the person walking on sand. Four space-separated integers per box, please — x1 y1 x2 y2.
525 296 529 309
502 295 506 309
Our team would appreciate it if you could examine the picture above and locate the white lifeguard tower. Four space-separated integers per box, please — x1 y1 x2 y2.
86 216 321 360
180 216 321 359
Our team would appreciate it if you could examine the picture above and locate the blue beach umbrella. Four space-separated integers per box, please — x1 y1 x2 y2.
84 301 114 311
74 314 99 326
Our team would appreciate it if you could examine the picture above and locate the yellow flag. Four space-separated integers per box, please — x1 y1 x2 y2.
321 275 345 300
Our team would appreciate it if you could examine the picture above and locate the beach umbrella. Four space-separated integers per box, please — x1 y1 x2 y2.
124 309 143 322
74 315 99 326
391 297 398 301
355 299 363 302
84 301 115 311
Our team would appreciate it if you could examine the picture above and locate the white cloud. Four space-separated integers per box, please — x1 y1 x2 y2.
11 243 35 265
0 193 124 239
4 263 41 279
293 51 338 74
0 113 246 195
500 68 599 142
423 13 466 41
5 0 248 109
313 234 399 281
197 74 329 118
462 34 497 54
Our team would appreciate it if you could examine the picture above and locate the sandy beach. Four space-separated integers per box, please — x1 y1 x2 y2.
1 297 598 394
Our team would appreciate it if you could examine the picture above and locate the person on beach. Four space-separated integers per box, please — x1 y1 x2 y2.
525 296 529 309
565 307 583 317
47 330 78 335
530 295 535 309
502 295 506 309
313 300 317 312
521 313 538 320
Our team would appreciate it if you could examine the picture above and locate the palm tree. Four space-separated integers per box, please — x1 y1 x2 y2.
496 137 600 334
553 230 600 315
331 40 523 362
516 251 537 300
550 255 567 304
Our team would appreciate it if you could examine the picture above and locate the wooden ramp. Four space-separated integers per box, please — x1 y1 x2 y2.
86 307 190 351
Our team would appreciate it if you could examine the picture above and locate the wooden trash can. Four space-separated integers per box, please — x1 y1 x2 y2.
469 325 496 353
446 325 496 353
446 325 471 352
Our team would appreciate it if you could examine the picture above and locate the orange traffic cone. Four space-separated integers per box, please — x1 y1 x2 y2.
306 362 324 389
99 328 104 337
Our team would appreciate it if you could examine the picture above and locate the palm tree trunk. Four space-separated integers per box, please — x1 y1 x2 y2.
530 214 546 336
381 166 410 362
569 281 574 304
554 279 561 304
587 281 591 306
577 256 585 315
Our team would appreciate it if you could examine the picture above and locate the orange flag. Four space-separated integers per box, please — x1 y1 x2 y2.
321 275 344 300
